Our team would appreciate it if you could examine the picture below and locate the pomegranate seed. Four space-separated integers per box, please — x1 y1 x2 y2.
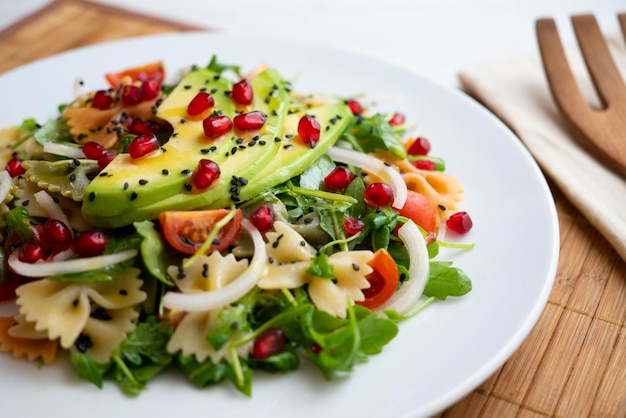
18 241 44 263
192 159 220 189
140 80 160 101
411 159 436 170
297 115 321 146
250 205 274 232
311 342 323 354
343 216 365 235
203 115 232 138
252 328 286 360
6 157 26 177
121 84 142 106
407 137 431 156
231 79 253 105
389 112 405 126
364 183 394 207
72 231 108 257
98 151 116 170
187 92 215 116
233 111 267 131
128 134 159 159
323 166 354 190
446 211 473 234
82 142 106 160
91 90 114 110
127 119 153 135
41 219 72 252
346 99 363 115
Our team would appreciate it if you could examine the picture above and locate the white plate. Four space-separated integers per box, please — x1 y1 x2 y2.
0 33 558 418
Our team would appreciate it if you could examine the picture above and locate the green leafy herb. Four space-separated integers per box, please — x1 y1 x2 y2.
32 118 73 145
346 114 407 158
424 261 472 300
5 207 33 242
206 55 242 78
134 220 174 286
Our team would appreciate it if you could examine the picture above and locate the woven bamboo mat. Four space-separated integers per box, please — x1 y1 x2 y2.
1 1 625 417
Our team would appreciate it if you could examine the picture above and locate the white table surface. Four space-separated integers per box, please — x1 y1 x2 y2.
0 0 624 87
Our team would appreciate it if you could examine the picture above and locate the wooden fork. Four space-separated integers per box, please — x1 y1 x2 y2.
536 14 626 177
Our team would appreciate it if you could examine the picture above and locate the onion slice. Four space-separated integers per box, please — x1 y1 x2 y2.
8 249 137 278
376 220 429 314
162 219 265 311
34 190 71 227
0 170 11 203
327 146 407 209
43 142 85 159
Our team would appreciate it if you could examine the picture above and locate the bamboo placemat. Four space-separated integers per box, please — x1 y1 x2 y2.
1 1 625 417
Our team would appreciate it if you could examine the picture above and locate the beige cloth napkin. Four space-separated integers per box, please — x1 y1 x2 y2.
458 34 626 263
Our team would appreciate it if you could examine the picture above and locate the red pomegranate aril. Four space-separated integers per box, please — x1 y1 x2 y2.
364 182 394 207
6 157 26 177
140 80 161 101
18 241 44 263
91 90 115 110
82 142 106 160
121 84 143 106
233 111 267 131
407 136 431 156
98 151 116 170
344 216 365 235
72 231 108 257
203 115 232 139
446 211 473 234
389 112 405 126
127 118 153 135
297 115 321 146
252 328 286 360
193 159 220 189
41 219 72 252
323 166 354 190
187 92 215 116
128 134 159 159
250 205 274 233
231 79 254 105
346 99 363 115
411 159 436 171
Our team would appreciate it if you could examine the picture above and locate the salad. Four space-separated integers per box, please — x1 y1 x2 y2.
0 56 473 396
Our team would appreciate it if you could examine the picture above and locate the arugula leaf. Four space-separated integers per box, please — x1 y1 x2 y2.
69 352 112 389
134 220 174 286
345 177 366 219
298 155 335 190
206 55 242 78
424 261 472 300
5 207 33 242
177 354 229 387
249 351 300 373
32 118 73 145
353 305 398 355
347 114 407 158
307 253 335 279
206 304 250 350
110 316 174 396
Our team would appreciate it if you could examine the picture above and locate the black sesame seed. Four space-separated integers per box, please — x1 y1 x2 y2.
69 174 77 182
184 183 192 191
184 85 192 89
303 217 313 224
283 144 293 149
162 169 169 175
438 204 447 211
119 289 128 296
77 133 88 140
74 333 93 353
352 263 360 271
181 169 191 175
210 88 218 94
89 192 96 202
130 191 138 200
138 179 149 185
123 182 129 190
21 200 29 207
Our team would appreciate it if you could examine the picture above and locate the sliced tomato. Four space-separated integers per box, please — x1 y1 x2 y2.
158 209 243 255
357 249 400 310
395 190 437 234
105 61 165 89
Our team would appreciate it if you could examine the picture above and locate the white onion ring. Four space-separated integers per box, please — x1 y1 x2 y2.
0 170 12 203
43 142 85 159
34 190 71 227
8 249 137 278
327 146 407 208
376 220 429 314
162 219 265 311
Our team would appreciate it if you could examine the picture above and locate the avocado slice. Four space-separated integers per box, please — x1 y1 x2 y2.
82 67 290 227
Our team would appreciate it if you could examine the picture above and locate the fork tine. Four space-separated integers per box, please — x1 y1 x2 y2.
536 18 590 119
572 14 626 107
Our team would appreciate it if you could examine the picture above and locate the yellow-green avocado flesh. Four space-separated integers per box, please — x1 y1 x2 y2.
82 68 353 228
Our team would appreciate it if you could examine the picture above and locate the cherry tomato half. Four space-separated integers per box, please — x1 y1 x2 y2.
357 249 400 310
395 190 437 234
105 61 165 89
158 209 243 255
